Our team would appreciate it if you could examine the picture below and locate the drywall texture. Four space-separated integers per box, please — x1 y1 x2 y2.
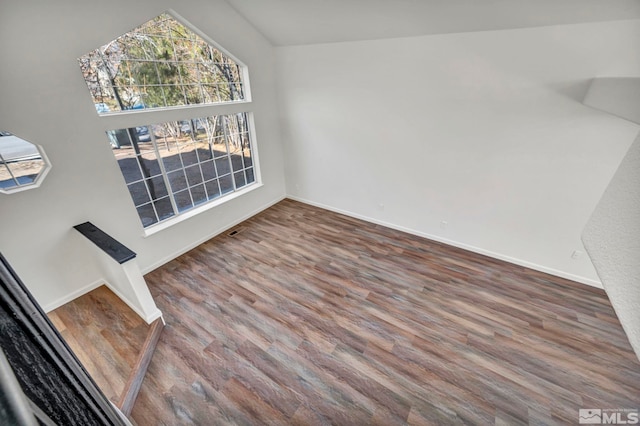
0 0 286 310
583 77 640 124
277 20 640 285
583 133 640 360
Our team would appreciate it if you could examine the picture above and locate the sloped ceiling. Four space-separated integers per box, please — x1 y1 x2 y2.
224 0 640 46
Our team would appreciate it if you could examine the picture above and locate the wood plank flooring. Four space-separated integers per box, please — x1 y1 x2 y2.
118 317 165 416
48 285 149 403
54 199 640 425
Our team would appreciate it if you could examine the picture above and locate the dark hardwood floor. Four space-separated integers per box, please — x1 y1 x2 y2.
53 199 640 425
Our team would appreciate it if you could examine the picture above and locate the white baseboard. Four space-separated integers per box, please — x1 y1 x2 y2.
44 277 163 324
45 195 285 319
45 193 600 317
43 279 104 313
287 195 603 289
141 194 287 275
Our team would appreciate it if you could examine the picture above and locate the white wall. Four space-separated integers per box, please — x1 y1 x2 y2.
583 133 640 359
0 0 286 310
277 20 640 286
584 77 640 124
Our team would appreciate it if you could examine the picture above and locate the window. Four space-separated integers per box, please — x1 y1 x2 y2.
78 12 258 229
111 113 254 227
0 131 51 194
78 12 246 112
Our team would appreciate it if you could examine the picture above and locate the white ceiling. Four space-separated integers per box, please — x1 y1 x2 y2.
224 0 640 46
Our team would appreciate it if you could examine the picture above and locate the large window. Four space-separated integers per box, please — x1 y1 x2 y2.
111 113 254 227
78 12 246 112
78 12 258 229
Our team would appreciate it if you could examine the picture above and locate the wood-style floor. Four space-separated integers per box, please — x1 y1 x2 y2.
55 199 640 425
48 285 149 403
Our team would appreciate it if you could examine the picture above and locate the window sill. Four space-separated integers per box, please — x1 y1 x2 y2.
142 182 263 237
97 99 252 118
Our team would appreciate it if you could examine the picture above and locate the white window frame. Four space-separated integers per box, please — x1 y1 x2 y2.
85 10 261 235
0 135 52 195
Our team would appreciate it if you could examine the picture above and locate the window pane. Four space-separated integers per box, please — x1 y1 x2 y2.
219 82 237 102
137 141 156 154
233 171 246 189
7 159 44 185
202 84 221 103
246 167 255 184
167 169 188 192
201 160 216 181
16 173 36 185
136 126 152 143
220 174 234 194
116 156 143 183
232 83 244 101
215 158 230 176
0 132 50 193
185 164 203 187
136 203 158 227
111 129 133 148
160 141 183 172
107 113 256 228
154 197 175 221
127 181 151 206
230 153 244 171
78 53 120 111
0 164 14 189
186 85 204 105
243 145 253 168
196 140 213 161
174 190 193 212
205 179 220 200
147 176 169 199
140 152 161 177
79 13 246 115
179 143 199 167
198 64 213 84
152 124 167 140
212 138 227 158
190 184 207 205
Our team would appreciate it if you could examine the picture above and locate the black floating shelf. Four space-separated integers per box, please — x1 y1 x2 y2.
73 222 136 264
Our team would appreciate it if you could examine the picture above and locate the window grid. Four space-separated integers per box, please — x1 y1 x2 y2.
193 42 207 105
0 133 50 194
79 13 256 229
0 154 19 188
152 60 168 107
222 116 236 193
150 131 180 221
166 23 189 106
112 114 255 227
79 13 246 112
119 136 166 226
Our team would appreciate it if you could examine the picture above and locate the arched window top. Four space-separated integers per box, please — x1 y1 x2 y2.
78 12 247 114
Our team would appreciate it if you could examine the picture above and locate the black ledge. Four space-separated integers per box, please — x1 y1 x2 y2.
73 222 136 265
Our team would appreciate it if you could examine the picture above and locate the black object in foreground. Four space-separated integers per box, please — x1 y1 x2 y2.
74 222 136 264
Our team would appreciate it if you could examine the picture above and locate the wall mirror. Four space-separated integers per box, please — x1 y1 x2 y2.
0 131 51 194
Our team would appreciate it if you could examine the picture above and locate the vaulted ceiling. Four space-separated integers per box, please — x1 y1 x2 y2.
224 0 640 46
